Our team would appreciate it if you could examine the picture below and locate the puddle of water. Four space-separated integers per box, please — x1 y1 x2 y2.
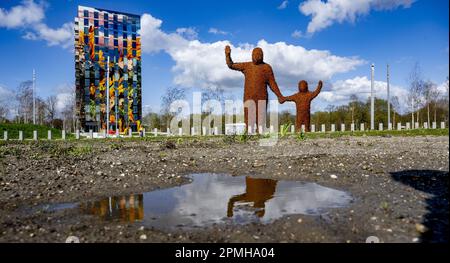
43 173 352 229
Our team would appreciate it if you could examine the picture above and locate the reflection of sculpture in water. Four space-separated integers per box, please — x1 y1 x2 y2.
227 177 277 218
281 80 322 132
225 45 284 131
80 194 144 222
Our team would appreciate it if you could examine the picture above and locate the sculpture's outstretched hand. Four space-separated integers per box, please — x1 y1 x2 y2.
279 96 286 104
225 45 231 55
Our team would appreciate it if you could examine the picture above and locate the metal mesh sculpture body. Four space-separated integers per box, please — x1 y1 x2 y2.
225 46 283 131
282 80 323 132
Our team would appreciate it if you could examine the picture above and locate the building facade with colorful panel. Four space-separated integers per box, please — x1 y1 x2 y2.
75 6 142 133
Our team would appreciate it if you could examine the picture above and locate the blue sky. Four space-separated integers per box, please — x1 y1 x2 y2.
0 0 448 114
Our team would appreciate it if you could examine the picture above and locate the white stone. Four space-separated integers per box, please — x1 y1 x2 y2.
3 131 7 141
19 131 23 141
33 130 38 141
330 174 338 179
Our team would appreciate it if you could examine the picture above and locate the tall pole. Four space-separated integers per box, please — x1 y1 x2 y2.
387 64 391 128
114 56 118 136
106 56 110 137
371 64 375 130
32 69 36 125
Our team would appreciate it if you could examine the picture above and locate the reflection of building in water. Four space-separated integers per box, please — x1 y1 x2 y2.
80 194 144 222
227 177 277 218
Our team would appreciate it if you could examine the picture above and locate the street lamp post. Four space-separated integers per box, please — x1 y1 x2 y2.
370 64 375 130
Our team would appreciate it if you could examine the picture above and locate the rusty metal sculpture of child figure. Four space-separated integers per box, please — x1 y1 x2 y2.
281 80 323 132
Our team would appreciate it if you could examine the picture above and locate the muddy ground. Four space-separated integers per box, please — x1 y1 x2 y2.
0 135 448 243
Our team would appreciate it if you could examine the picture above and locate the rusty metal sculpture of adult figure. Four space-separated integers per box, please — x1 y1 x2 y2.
225 45 284 131
281 80 323 132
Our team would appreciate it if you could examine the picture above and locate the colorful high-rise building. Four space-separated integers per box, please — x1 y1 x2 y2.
74 6 142 133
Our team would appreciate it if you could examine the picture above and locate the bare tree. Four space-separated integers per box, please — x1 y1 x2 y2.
391 96 400 126
160 86 186 128
46 95 57 127
57 85 76 132
15 81 33 124
407 63 425 125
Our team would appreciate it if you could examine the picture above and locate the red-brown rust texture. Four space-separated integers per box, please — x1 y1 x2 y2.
282 80 323 132
225 45 283 130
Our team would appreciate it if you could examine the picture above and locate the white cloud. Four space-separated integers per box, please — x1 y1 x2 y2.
291 30 303 39
278 0 289 10
208 27 229 35
139 13 364 90
299 0 415 34
316 76 409 111
175 27 198 40
0 0 45 28
27 22 74 48
0 0 73 49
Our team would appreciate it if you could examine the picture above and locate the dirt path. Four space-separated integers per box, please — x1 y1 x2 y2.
0 135 448 243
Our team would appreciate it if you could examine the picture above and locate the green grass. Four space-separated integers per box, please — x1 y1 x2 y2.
296 128 449 139
0 123 72 140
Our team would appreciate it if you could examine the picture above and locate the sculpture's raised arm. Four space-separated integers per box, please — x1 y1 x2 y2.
311 80 323 99
225 45 247 72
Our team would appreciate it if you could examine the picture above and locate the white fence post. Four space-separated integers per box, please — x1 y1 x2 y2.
406 122 410 130
321 124 326 133
3 131 7 141
128 128 132 137
202 127 207 136
397 122 402 131
291 125 295 133
62 130 66 140
331 124 335 132
423 122 428 129
48 130 52 140
33 130 38 141
341 124 345 132
76 130 80 140
214 127 219 135
311 124 315 133
415 122 419 129
89 129 93 139
19 131 23 141
360 123 365 131
154 128 158 136
432 122 437 129
179 128 183 136
351 123 355 132
388 123 392 130
441 122 446 129
379 123 383 131
142 128 146 137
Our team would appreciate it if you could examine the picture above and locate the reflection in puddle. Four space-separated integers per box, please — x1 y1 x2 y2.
72 174 352 229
